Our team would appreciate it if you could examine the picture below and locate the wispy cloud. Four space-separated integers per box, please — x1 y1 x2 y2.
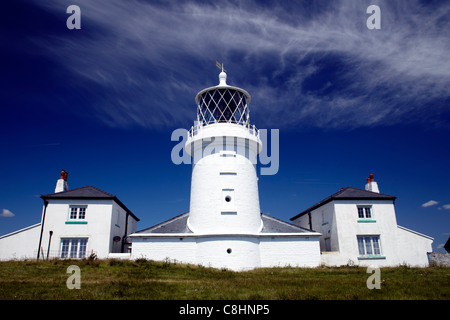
422 200 439 208
0 209 15 218
439 204 450 210
31 0 450 129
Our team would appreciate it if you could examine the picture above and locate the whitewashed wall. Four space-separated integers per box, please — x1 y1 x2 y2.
293 199 433 267
394 226 433 267
187 124 263 235
131 234 321 271
259 235 321 268
196 236 261 270
0 224 41 260
39 199 114 259
131 236 197 264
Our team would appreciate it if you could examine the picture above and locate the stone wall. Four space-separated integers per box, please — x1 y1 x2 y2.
427 252 450 266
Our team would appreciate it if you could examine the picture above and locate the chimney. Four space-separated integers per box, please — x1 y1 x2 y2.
55 169 69 193
364 173 380 193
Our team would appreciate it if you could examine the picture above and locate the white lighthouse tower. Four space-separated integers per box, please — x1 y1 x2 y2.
130 66 321 270
185 66 263 234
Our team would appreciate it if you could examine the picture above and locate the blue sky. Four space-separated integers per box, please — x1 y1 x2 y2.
1 0 449 251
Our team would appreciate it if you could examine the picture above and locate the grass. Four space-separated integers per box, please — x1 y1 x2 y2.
0 259 448 300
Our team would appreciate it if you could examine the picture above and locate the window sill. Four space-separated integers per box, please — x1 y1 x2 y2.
358 255 385 260
65 221 87 224
357 219 376 223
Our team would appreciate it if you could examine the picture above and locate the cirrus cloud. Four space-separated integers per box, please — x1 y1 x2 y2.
28 0 450 129
421 200 439 208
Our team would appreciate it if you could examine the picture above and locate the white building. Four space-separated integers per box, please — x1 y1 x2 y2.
130 69 322 270
0 70 434 269
290 174 433 267
0 170 139 260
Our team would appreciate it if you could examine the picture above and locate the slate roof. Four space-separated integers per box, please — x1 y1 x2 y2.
260 214 313 233
134 212 313 234
41 185 115 199
135 212 191 234
290 186 396 221
41 185 139 221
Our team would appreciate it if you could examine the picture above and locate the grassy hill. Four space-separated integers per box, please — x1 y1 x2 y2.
0 258 448 300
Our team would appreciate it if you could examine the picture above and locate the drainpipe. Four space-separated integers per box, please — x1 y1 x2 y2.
37 200 49 260
46 230 53 260
121 212 130 253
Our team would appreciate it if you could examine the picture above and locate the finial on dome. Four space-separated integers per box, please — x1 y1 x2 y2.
216 61 228 86
219 70 227 86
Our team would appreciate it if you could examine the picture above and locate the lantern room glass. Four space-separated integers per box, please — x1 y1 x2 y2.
197 88 249 126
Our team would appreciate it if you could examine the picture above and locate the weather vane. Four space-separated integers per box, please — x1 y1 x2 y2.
216 61 226 73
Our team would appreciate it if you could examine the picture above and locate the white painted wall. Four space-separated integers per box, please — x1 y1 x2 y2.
395 226 433 267
334 200 397 266
0 196 138 261
130 233 321 271
259 235 321 268
196 236 261 270
186 123 263 234
292 199 433 267
110 202 136 253
131 236 197 264
0 224 41 260
39 199 114 259
30 198 137 260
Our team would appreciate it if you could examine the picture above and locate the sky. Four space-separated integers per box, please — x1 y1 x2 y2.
0 0 449 251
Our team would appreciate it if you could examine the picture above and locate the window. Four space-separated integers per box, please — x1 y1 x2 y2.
357 206 372 219
69 206 87 220
78 207 86 219
60 238 88 258
357 236 381 256
70 207 78 219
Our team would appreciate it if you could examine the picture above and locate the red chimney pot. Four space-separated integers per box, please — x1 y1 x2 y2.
60 169 68 181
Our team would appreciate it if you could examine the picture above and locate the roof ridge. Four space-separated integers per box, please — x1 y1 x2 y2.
338 186 396 198
290 186 396 221
41 185 115 198
41 185 86 197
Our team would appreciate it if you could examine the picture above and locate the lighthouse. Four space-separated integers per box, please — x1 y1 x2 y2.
130 66 321 270
185 67 263 234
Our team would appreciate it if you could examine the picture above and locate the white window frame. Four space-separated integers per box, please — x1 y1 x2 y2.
60 238 88 259
357 235 382 256
68 205 87 221
357 205 373 219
